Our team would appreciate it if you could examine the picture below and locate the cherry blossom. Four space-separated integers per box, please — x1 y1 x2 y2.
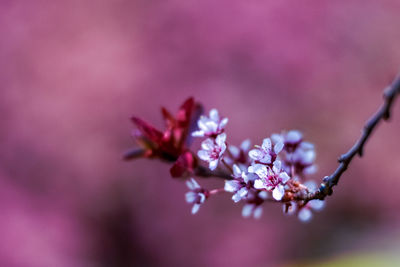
298 200 325 222
250 160 290 201
272 130 317 176
248 138 284 164
185 178 208 214
241 191 268 219
191 109 228 138
197 133 227 170
224 164 257 202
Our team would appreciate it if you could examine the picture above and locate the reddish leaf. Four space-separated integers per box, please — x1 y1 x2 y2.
131 116 163 144
170 151 197 178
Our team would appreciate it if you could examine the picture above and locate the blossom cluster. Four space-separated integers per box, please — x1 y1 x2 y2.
127 98 325 222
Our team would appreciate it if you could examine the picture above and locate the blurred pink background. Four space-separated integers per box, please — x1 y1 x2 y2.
1 0 400 266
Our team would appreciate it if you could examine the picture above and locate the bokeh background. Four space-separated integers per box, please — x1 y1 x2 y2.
1 0 400 266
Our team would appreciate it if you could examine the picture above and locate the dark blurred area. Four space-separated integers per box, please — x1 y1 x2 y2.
1 0 400 266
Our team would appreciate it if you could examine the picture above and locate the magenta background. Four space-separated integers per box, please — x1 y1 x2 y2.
1 1 400 266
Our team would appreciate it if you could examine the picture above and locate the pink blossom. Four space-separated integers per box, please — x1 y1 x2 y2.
185 178 208 214
298 200 325 222
197 133 227 170
248 138 284 164
241 191 268 219
224 164 257 202
249 160 290 201
192 109 228 137
272 130 317 176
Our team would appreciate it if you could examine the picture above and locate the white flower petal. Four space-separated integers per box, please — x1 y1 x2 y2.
197 150 210 161
304 165 317 175
186 180 195 190
274 141 284 154
232 164 241 177
205 121 218 133
262 138 272 151
253 179 266 189
300 141 314 150
279 172 291 184
191 204 201 214
259 154 272 164
199 193 206 203
258 191 268 199
253 206 263 219
237 187 248 198
216 133 227 146
191 130 204 137
219 142 227 156
273 160 282 173
254 165 268 179
190 178 200 188
232 192 242 203
248 149 263 161
242 204 253 218
220 117 228 128
198 117 209 131
271 133 284 144
224 180 241 192
272 185 285 201
209 159 219 170
302 150 316 165
185 192 196 203
286 130 302 144
309 200 325 211
201 138 214 150
240 139 251 151
209 109 219 121
298 208 312 222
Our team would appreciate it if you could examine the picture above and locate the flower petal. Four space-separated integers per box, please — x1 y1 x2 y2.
237 187 248 198
272 185 285 201
191 204 201 214
232 192 242 203
197 150 210 161
298 208 312 222
249 149 263 161
274 141 284 154
254 179 266 189
262 138 272 151
185 192 196 203
201 138 214 150
242 204 253 218
209 109 219 121
286 130 302 144
216 133 227 146
190 178 200 188
273 160 282 173
229 145 240 158
308 200 325 211
191 130 204 137
240 139 251 151
209 159 219 170
279 172 291 184
224 180 241 192
199 193 206 203
253 206 263 219
219 117 228 129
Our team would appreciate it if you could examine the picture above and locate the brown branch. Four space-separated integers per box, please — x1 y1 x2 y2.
194 165 232 180
303 75 400 202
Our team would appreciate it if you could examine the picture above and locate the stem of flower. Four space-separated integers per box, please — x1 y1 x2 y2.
209 188 225 195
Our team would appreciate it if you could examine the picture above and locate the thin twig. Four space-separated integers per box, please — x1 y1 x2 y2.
303 76 400 202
